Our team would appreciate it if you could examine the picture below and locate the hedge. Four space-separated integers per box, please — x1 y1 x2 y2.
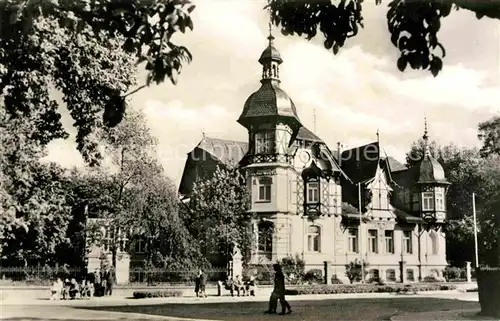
133 290 183 299
476 267 500 318
285 283 456 295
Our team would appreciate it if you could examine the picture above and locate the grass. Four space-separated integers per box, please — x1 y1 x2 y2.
84 297 479 321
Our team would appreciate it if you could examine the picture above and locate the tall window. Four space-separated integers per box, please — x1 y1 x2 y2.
258 221 274 256
403 230 413 254
306 181 319 203
430 231 439 255
255 131 275 154
348 228 358 253
435 191 445 211
258 177 272 202
384 230 394 254
422 192 435 211
368 229 378 253
307 225 321 252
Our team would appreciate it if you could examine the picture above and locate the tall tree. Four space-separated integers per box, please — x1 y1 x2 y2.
124 162 201 271
186 166 252 268
1 0 195 163
268 0 500 76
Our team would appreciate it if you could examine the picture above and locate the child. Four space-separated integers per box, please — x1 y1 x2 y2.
50 278 63 300
69 278 79 299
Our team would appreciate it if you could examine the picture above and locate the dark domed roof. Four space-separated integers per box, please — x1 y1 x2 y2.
259 44 283 64
237 81 300 126
417 156 449 184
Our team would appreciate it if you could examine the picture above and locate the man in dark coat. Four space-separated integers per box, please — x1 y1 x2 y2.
198 269 207 298
105 267 115 296
265 263 292 315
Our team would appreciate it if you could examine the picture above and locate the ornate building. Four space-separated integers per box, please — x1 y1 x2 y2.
179 32 450 283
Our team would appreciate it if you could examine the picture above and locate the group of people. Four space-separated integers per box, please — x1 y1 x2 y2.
224 274 256 297
49 266 116 300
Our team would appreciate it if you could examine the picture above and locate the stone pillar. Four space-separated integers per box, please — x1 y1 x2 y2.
115 252 130 285
399 261 406 283
232 246 243 279
465 261 472 283
324 261 332 285
86 247 102 274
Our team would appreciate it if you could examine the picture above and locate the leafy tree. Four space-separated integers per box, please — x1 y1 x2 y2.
123 161 201 271
267 0 500 76
405 137 441 168
1 161 71 266
478 117 500 158
0 0 195 166
186 165 252 268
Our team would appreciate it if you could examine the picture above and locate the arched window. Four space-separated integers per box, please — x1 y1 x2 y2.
307 225 321 252
406 269 415 281
258 220 274 259
430 231 439 255
386 269 396 282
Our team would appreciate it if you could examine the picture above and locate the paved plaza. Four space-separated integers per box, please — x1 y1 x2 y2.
1 288 492 321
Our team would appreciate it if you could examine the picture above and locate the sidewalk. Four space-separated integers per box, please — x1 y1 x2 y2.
0 289 478 307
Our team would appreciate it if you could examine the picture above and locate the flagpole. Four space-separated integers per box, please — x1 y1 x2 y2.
472 193 479 268
358 182 365 284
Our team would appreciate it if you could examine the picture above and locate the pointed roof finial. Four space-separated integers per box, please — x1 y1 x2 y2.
202 129 206 140
422 117 431 158
376 129 380 143
267 16 274 45
423 116 428 141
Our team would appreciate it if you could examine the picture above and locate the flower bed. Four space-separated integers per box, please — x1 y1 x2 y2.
285 283 456 295
476 267 500 318
132 290 183 299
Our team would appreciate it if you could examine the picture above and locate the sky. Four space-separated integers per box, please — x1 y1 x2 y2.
46 0 500 186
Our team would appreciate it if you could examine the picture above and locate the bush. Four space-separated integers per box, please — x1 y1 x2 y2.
245 264 273 284
278 254 305 285
285 283 456 295
443 266 462 281
133 290 183 299
477 267 500 318
304 269 323 284
345 259 369 284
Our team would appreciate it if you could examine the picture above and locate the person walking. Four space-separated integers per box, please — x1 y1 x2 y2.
265 263 292 315
198 269 207 298
105 267 115 296
194 271 201 297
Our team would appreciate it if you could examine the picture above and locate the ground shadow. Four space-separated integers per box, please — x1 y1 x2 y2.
80 297 480 321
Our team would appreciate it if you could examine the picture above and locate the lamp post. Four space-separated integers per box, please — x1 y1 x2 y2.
472 193 479 268
358 182 365 284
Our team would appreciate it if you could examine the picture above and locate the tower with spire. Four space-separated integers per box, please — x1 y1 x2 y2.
415 118 450 223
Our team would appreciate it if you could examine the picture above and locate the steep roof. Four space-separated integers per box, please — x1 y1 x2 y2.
340 141 380 184
386 156 407 172
196 136 248 167
296 126 322 143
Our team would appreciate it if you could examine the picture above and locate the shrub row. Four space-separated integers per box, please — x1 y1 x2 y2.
285 283 456 295
133 290 183 299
